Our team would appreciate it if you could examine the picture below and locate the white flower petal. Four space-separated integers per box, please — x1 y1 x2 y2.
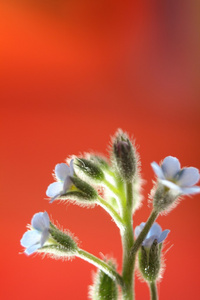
55 163 70 181
160 179 182 192
63 176 73 193
134 222 145 238
46 182 63 198
180 186 200 195
21 230 41 248
161 156 181 179
41 228 50 247
25 243 40 255
157 229 170 243
32 212 49 231
43 212 50 228
143 236 155 248
147 223 162 239
69 159 74 176
177 167 200 187
151 162 165 179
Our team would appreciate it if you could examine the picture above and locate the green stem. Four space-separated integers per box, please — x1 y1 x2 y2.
97 195 124 230
121 181 135 300
77 248 124 287
103 178 126 214
131 210 159 256
149 281 158 300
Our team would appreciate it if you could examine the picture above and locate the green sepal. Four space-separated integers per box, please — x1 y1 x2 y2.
70 176 98 200
75 158 105 182
89 260 118 300
49 224 78 254
88 154 110 170
153 183 178 212
138 241 161 282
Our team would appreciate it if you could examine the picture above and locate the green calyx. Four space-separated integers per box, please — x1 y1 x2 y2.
138 241 162 282
75 158 105 182
59 176 98 203
89 260 118 300
49 225 78 255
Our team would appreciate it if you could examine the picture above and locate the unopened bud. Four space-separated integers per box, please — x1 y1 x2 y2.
74 158 105 183
112 129 137 182
138 241 162 282
89 260 118 300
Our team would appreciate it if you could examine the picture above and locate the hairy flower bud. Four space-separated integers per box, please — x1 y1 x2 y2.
138 241 162 282
89 260 118 300
74 158 105 183
111 129 137 182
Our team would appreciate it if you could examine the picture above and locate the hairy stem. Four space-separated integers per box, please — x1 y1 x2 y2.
76 248 124 287
121 181 135 300
149 281 158 300
97 195 124 230
131 210 159 256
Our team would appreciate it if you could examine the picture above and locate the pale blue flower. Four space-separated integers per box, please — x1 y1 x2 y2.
151 156 200 195
46 160 74 202
135 222 170 248
21 212 50 255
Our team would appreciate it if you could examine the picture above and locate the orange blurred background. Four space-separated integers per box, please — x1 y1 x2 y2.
1 1 200 299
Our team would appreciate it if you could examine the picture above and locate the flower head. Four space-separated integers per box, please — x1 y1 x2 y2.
46 160 74 202
151 156 200 195
21 212 50 255
135 222 170 248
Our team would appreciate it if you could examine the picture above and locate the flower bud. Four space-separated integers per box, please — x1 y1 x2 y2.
74 158 105 183
87 154 110 170
138 241 162 282
111 129 137 182
89 260 118 300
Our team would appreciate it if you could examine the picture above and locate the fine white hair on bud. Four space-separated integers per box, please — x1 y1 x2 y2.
110 129 139 183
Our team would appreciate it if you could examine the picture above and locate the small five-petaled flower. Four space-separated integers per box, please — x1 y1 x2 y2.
151 156 200 195
46 160 74 202
20 212 50 255
135 222 170 248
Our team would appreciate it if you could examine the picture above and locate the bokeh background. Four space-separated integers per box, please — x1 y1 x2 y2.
1 1 200 299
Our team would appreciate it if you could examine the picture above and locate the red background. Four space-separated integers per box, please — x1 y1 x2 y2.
1 1 200 299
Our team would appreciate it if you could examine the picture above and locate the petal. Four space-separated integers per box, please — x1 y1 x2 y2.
180 186 200 195
25 243 40 255
69 159 74 176
160 179 182 192
43 212 50 228
32 212 49 231
41 228 50 246
135 222 145 238
151 162 165 179
161 156 181 179
46 182 64 198
143 236 155 248
21 230 41 248
63 176 73 192
157 229 170 244
147 223 162 239
55 163 70 181
176 167 200 187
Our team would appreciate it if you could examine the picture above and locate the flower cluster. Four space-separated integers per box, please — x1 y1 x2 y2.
20 129 200 300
